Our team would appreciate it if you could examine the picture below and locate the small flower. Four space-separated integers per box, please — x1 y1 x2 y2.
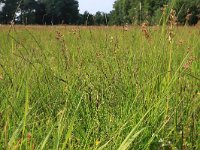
95 140 101 146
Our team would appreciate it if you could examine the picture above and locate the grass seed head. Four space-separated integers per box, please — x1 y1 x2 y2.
183 56 197 70
168 9 177 43
141 22 150 39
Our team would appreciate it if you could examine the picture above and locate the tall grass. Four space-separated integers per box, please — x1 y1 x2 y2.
0 24 199 149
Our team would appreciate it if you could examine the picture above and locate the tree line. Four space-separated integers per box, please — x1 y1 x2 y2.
0 0 199 25
0 0 110 25
109 0 200 25
0 0 79 24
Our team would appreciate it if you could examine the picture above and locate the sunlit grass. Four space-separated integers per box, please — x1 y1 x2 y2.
0 25 199 149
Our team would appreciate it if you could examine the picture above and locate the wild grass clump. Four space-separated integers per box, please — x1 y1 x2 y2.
0 24 199 149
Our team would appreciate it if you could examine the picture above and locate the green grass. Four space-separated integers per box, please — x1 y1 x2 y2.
0 25 199 150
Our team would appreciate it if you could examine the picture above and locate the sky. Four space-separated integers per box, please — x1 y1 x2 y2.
78 0 116 14
0 3 4 12
0 1 115 14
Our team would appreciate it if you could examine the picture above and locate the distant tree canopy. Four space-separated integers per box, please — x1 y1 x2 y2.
0 0 79 24
0 0 199 25
109 0 200 25
77 11 109 25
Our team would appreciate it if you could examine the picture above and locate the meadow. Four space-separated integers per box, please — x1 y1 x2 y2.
0 24 199 149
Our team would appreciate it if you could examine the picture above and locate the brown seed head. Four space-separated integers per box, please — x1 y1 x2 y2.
141 22 150 39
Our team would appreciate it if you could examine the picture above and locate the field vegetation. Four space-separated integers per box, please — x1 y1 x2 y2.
0 23 199 149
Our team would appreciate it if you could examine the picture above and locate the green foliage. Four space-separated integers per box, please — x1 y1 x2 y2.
0 0 18 23
94 11 108 25
0 25 199 149
79 11 95 25
1 0 199 25
0 0 79 24
175 0 200 25
110 0 200 25
43 0 79 24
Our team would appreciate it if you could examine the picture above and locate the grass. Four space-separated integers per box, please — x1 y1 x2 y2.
0 24 199 150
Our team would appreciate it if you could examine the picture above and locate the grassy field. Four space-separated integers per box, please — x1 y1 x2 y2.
0 25 199 150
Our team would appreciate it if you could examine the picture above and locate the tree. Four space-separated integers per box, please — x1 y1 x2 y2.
0 0 199 25
0 0 79 24
81 11 94 25
109 0 200 25
175 0 200 25
94 11 108 25
0 0 18 23
19 0 37 24
43 0 79 24
34 1 46 24
109 0 124 25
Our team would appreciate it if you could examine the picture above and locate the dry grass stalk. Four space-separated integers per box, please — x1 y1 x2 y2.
168 9 177 43
71 28 81 39
185 13 192 26
141 22 150 39
55 31 69 70
183 56 197 70
161 5 168 16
